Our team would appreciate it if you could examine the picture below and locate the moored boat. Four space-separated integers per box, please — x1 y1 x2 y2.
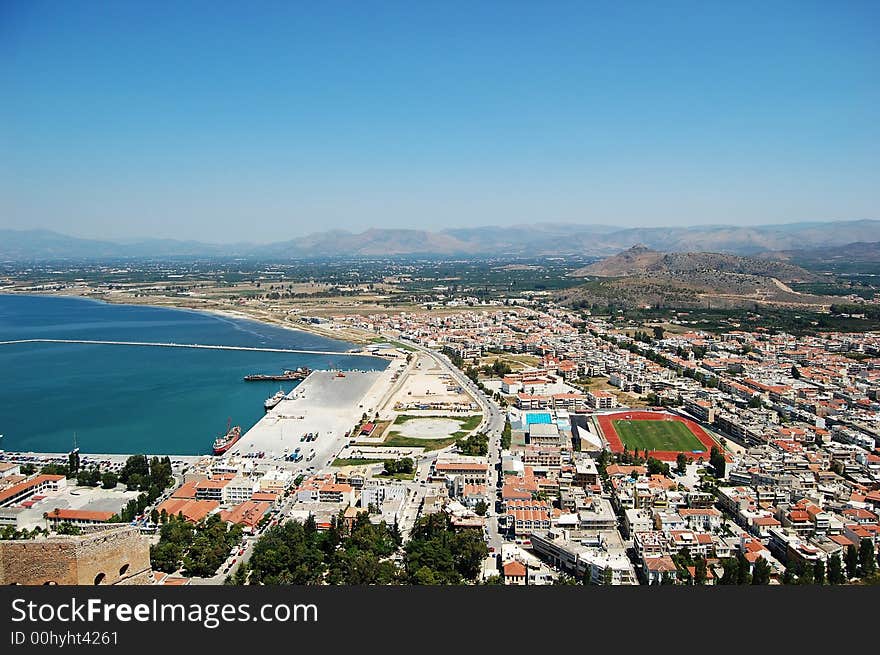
213 421 242 455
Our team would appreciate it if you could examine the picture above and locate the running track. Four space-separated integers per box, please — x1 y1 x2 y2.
596 410 717 462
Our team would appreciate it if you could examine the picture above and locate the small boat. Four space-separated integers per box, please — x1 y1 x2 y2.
264 389 286 411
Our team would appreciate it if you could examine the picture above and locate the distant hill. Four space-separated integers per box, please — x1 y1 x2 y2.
0 229 249 260
260 228 477 257
559 245 826 310
1 220 879 260
573 245 818 282
757 241 880 265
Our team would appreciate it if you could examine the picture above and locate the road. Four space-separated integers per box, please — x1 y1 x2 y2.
399 341 507 552
195 338 508 582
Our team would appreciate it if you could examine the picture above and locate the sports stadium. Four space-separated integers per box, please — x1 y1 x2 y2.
594 410 717 462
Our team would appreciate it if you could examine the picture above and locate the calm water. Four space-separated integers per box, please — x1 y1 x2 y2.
0 294 385 455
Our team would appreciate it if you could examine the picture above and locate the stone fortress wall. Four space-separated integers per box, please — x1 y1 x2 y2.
0 527 152 585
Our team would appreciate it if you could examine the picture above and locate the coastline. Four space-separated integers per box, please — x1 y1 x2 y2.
0 288 376 346
0 293 391 458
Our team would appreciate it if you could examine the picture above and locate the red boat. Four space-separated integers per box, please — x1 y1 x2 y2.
213 421 242 455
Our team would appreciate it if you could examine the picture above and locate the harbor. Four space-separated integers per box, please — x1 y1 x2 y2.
229 361 407 469
0 364 405 469
0 294 391 455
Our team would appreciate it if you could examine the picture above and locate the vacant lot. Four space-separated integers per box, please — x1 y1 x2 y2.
612 418 705 452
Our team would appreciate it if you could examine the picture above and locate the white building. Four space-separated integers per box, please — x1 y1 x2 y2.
222 476 260 505
361 481 407 508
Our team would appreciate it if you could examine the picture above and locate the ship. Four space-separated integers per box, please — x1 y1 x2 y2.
243 367 311 382
213 421 242 456
264 389 287 411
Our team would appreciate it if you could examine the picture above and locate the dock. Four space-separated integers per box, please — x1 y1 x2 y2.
0 338 384 358
229 365 404 468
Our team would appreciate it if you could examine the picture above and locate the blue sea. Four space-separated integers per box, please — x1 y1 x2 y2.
0 294 385 455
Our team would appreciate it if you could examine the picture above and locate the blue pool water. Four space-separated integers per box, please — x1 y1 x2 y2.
525 412 552 425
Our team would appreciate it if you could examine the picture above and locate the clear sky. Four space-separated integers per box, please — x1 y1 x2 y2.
1 1 878 242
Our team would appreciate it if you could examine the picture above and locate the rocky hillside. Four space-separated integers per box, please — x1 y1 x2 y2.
559 245 828 310
572 245 818 282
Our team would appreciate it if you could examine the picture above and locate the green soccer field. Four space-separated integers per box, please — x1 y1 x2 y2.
612 419 706 452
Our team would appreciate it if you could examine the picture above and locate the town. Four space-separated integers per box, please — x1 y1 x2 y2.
2 296 879 586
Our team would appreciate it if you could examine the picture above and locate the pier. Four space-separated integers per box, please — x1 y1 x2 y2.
0 338 383 358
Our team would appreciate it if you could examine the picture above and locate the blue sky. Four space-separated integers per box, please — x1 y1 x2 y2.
1 1 878 242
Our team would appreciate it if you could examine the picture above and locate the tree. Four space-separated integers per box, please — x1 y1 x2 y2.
719 557 738 585
474 500 488 517
383 458 414 476
709 446 726 479
40 463 69 477
676 453 688 475
500 419 512 450
813 559 825 585
227 562 249 586
751 557 771 585
405 513 486 584
797 563 814 585
119 455 149 488
554 573 579 585
458 432 489 456
748 395 763 409
790 365 801 379
68 450 80 474
76 467 100 487
412 566 439 585
736 550 752 584
846 544 860 579
694 557 708 585
827 553 844 585
859 538 876 577
101 472 119 489
646 457 670 476
55 522 82 536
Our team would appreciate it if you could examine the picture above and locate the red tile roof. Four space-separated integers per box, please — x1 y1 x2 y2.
46 508 115 522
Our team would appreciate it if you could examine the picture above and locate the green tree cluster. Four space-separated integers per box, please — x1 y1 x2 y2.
247 512 402 585
1 525 44 540
150 514 243 577
480 359 512 377
404 513 487 585
646 457 670 476
119 455 174 495
76 467 101 487
458 432 489 456
383 458 414 476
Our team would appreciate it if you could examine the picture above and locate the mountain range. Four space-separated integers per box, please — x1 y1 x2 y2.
756 241 880 265
1 220 878 260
